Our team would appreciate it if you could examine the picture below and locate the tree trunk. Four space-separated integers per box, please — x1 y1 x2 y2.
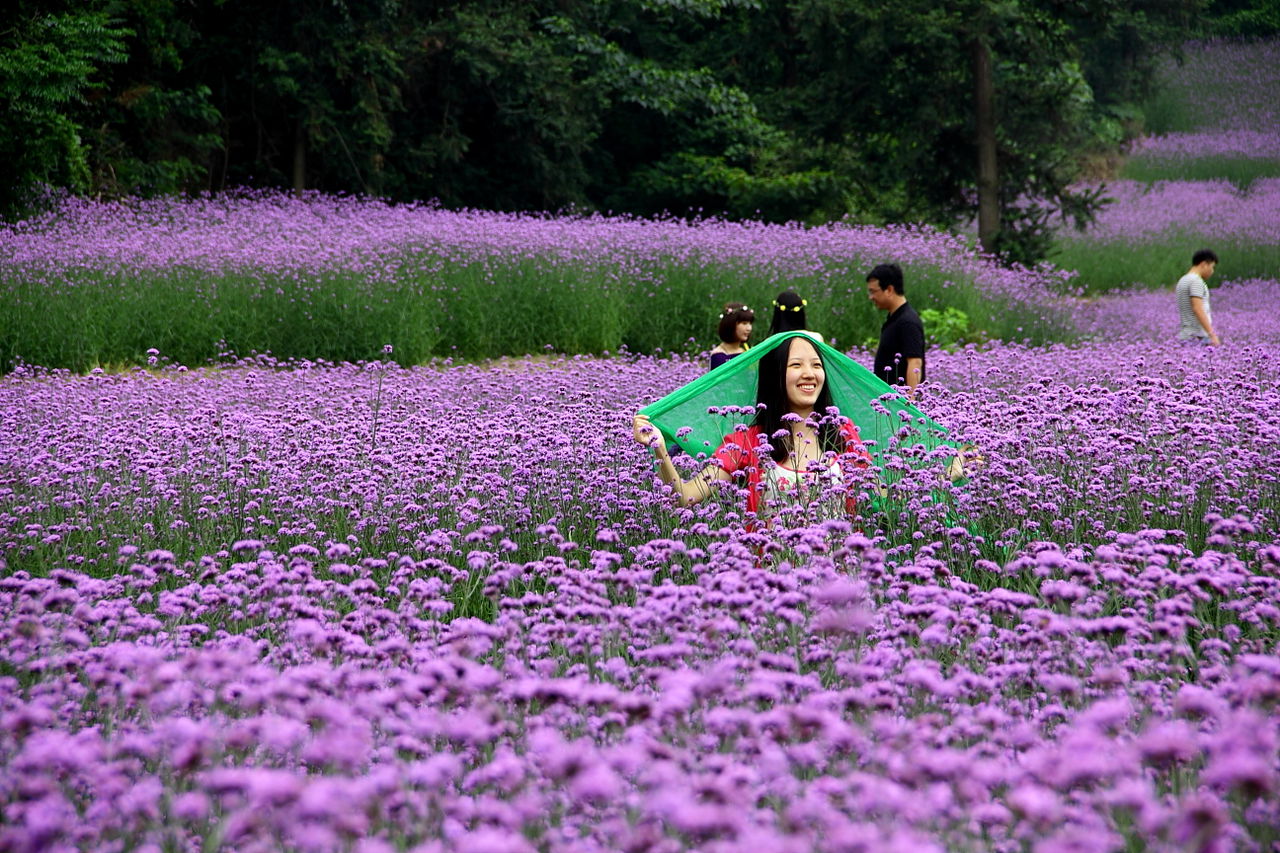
292 120 306 196
972 36 999 255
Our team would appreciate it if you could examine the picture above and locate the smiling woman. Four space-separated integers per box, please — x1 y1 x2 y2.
634 334 872 520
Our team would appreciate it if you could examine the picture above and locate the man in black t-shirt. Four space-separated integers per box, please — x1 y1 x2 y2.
866 263 925 398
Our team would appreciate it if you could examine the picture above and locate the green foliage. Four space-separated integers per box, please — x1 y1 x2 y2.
0 4 130 216
917 307 984 351
861 308 985 352
725 0 1200 263
1138 84 1196 136
540 4 836 221
87 0 222 196
1209 0 1280 36
0 0 1216 262
628 153 842 223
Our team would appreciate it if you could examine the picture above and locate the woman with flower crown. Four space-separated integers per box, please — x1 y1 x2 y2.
767 290 824 344
709 302 755 370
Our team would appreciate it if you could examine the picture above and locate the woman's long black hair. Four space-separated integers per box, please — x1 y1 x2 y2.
753 335 843 463
767 290 809 336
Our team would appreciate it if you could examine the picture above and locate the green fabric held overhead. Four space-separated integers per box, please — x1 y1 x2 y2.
639 332 955 468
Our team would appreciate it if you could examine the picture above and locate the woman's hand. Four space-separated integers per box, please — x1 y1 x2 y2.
634 413 726 507
946 443 985 481
633 414 666 455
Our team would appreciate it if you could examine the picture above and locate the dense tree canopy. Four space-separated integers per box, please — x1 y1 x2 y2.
2 0 1247 260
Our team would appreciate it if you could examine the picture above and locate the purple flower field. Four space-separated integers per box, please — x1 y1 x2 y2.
1050 178 1280 290
1 192 1033 288
1059 180 1280 247
0 192 1078 369
1075 278 1280 344
4 283 1280 849
1054 38 1280 290
1146 39 1280 134
4 29 1279 849
1129 131 1280 163
1120 39 1280 188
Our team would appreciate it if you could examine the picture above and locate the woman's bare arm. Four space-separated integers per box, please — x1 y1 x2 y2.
633 415 731 506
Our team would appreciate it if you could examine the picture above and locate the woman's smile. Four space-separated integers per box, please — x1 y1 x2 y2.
785 337 825 411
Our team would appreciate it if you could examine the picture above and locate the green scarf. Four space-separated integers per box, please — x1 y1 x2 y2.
640 332 955 469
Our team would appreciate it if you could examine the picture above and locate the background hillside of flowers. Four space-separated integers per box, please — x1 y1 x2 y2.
1055 38 1280 292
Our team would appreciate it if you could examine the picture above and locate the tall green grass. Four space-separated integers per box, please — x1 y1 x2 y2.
0 250 1073 371
1119 156 1280 186
0 266 445 370
1052 238 1280 292
1138 85 1196 136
